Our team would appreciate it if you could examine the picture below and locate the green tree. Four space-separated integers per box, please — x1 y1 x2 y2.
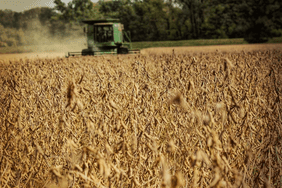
53 0 101 23
99 0 123 18
0 9 15 28
176 0 208 39
164 1 184 40
52 0 103 37
241 0 282 43
99 0 169 41
204 0 282 42
38 7 56 25
0 23 25 46
201 1 240 39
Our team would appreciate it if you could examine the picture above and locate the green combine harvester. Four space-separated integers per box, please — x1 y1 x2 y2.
67 19 140 57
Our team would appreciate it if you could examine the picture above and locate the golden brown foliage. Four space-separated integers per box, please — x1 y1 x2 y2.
0 49 281 187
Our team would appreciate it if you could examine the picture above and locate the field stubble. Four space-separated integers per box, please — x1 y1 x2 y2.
0 47 281 187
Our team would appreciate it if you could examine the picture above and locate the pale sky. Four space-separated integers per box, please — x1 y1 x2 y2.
1 0 99 12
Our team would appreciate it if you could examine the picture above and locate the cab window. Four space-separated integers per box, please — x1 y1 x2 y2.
95 25 113 42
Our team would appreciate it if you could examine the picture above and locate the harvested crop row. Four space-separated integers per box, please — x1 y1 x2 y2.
0 49 281 187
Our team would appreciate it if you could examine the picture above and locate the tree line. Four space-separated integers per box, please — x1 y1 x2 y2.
0 0 281 47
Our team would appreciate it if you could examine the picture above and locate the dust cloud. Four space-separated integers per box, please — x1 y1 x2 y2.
23 19 87 55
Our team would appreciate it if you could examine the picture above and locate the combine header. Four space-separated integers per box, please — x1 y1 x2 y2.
67 19 140 57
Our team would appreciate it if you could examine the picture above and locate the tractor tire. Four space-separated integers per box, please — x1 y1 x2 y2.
82 49 94 56
118 47 129 54
82 49 89 56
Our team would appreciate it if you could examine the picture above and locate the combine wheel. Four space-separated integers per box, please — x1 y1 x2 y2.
82 49 94 56
82 49 88 56
118 47 129 54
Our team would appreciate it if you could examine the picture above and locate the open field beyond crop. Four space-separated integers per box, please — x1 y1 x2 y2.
1 43 282 61
132 37 282 50
0 45 281 187
1 37 282 55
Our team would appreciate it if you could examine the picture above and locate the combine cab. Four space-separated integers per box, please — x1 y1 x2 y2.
67 19 140 57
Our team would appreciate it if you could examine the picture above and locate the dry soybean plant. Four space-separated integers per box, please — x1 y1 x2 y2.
0 49 281 188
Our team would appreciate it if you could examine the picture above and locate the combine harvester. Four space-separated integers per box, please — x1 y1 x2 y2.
66 19 140 57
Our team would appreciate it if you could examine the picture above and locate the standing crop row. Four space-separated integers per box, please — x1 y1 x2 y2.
0 49 281 187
